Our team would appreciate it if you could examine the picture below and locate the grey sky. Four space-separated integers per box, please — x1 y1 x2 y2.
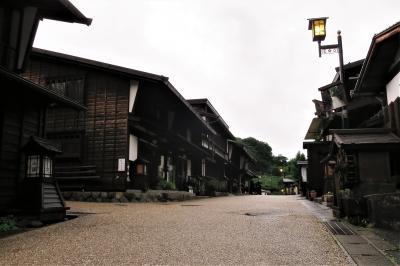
34 0 400 158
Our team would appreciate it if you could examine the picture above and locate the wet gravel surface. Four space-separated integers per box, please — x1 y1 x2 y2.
0 195 350 265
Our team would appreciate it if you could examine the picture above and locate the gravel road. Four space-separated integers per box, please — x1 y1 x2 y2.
0 195 350 265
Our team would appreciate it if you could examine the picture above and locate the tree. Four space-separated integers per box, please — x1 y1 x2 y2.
271 154 288 176
236 137 273 175
286 151 306 181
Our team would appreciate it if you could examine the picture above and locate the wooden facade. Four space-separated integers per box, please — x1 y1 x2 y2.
187 99 256 194
187 99 233 193
0 0 91 219
304 22 400 227
21 52 256 195
22 49 219 194
302 141 329 198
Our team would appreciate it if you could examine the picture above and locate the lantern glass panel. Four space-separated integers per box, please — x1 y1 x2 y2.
27 155 40 177
42 156 53 178
313 20 326 38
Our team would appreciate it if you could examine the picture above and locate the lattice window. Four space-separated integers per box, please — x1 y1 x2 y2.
47 77 85 104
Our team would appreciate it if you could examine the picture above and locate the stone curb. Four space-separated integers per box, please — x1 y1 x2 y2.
62 190 196 203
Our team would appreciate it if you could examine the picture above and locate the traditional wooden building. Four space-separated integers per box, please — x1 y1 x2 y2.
0 0 91 220
297 160 308 197
302 141 329 198
328 129 400 220
227 141 257 194
344 22 400 228
304 22 400 229
186 99 234 193
22 48 216 194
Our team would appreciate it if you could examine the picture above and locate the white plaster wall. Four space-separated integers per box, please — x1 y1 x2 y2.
301 166 307 182
187 160 192 177
129 80 139 113
386 71 400 104
129 134 138 161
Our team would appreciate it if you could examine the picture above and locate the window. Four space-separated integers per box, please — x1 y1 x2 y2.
47 77 85 103
42 156 52 178
202 134 212 149
27 155 40 177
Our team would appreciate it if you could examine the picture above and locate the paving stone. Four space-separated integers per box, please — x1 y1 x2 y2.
335 235 365 244
352 254 393 266
342 243 380 255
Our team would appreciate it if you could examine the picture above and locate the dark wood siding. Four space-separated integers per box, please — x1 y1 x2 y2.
0 88 42 209
85 73 129 190
22 56 130 191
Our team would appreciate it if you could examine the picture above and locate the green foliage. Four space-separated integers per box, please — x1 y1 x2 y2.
157 179 176 190
271 154 288 176
286 151 306 181
205 179 226 195
237 136 306 183
0 215 18 232
259 175 283 191
236 137 273 174
205 180 218 196
164 181 176 190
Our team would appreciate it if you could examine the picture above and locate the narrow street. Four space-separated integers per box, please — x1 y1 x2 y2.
0 196 350 265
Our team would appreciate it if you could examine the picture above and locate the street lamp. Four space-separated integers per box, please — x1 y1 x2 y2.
307 17 348 128
308 17 327 42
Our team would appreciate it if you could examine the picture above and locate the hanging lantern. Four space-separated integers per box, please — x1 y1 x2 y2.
308 17 328 42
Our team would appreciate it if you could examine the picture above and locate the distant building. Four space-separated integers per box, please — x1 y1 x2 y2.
187 99 256 194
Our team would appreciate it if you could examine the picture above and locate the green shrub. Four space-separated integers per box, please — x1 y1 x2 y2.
0 215 18 232
205 180 222 196
157 179 176 190
164 181 176 190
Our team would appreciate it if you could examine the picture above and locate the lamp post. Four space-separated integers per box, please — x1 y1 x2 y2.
308 17 349 129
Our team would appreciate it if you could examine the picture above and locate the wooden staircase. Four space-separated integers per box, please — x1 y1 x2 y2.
54 165 100 190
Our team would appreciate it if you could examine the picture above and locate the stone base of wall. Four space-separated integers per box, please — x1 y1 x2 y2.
62 190 196 203
365 192 400 231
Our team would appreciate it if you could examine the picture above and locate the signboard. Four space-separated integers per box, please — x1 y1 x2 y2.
118 158 125 172
321 47 338 54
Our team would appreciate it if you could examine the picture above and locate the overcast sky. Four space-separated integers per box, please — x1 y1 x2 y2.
34 0 400 158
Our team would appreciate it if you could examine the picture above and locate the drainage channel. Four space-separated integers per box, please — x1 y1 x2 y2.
324 220 355 235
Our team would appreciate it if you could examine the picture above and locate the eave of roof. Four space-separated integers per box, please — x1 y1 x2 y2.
56 0 92 25
330 128 400 147
31 48 216 134
0 66 86 110
334 59 364 73
228 140 256 163
303 140 330 149
2 0 92 25
354 21 400 94
187 98 233 138
318 81 342 92
304 117 322 140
